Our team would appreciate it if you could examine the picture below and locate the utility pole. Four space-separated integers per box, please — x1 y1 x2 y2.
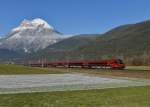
66 54 70 72
41 57 44 68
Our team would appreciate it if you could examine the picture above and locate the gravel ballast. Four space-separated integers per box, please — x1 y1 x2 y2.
0 73 149 94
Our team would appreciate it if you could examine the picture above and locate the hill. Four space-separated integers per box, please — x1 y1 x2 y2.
0 49 24 62
31 20 150 65
28 34 99 61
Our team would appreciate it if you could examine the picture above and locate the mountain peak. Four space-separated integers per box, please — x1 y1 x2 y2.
31 18 54 29
0 18 63 53
12 18 54 32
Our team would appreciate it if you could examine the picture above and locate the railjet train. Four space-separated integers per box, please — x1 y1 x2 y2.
27 59 125 69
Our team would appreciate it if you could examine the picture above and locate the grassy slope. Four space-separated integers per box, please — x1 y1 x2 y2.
0 86 150 107
0 64 68 74
78 21 150 59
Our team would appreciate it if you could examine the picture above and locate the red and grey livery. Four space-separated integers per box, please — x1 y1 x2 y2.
28 59 125 69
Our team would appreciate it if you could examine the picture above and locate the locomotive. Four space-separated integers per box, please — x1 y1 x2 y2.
28 59 125 69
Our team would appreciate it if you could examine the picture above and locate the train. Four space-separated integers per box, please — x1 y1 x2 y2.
27 59 125 69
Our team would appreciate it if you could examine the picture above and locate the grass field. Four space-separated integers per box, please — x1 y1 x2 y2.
126 66 150 70
0 86 149 107
0 64 150 107
0 64 68 74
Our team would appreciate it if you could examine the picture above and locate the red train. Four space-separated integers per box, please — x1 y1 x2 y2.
28 59 125 69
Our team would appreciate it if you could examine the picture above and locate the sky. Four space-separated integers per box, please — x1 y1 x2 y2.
0 0 150 36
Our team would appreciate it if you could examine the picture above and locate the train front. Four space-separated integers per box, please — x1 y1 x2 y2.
110 59 125 69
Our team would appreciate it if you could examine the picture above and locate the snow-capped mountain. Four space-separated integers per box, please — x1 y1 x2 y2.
0 18 63 53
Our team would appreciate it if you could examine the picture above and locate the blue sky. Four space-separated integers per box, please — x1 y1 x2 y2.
0 0 150 36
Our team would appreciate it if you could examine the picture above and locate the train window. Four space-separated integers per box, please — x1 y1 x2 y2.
117 59 124 64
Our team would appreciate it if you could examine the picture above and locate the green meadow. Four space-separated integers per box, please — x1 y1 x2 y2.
0 86 150 107
0 64 68 74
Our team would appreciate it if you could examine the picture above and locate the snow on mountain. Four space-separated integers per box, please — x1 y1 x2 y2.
12 18 54 32
0 18 63 53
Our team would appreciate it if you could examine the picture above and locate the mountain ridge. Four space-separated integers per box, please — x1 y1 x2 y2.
1 19 150 65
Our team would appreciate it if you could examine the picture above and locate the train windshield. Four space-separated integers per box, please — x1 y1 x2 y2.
117 59 124 64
